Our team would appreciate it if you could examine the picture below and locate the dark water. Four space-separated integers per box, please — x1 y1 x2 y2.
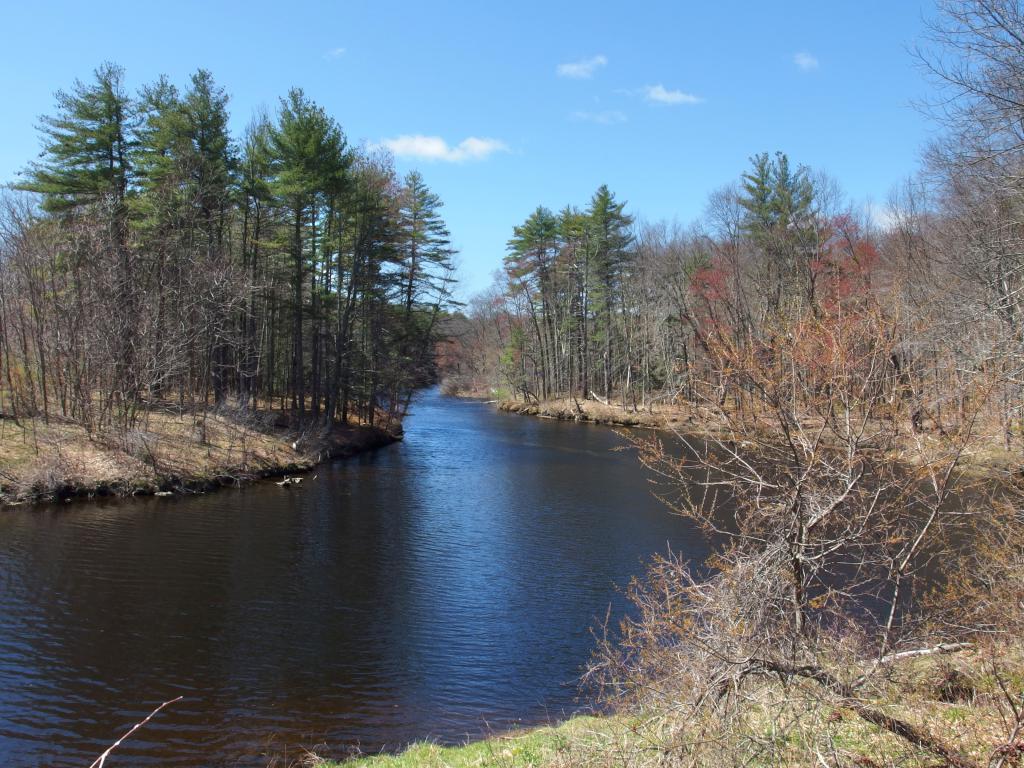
0 388 705 767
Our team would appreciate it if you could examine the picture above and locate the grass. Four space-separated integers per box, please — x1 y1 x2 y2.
307 644 1024 768
496 397 680 430
0 403 398 505
314 716 628 768
495 395 1024 482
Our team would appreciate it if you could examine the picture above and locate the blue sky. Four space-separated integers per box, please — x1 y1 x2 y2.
1 1 938 298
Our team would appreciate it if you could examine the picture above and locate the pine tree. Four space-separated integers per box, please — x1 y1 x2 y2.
132 75 185 229
506 206 560 398
587 185 634 400
397 171 455 315
559 206 593 398
395 171 457 403
180 70 234 258
238 113 275 407
739 152 777 236
738 152 817 315
332 153 400 422
270 88 348 415
20 61 135 222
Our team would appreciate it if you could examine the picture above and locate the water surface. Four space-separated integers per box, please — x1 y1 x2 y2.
0 388 704 766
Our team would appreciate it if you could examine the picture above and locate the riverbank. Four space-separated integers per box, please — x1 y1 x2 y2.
496 397 689 430
494 396 1024 479
0 407 400 506
324 642 1023 767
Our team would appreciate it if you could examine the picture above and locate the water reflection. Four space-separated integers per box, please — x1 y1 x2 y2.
0 388 705 766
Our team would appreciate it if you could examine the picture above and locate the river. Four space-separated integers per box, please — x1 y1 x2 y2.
0 387 705 766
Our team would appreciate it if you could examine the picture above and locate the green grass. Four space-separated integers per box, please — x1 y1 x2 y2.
309 644 1024 767
319 716 618 768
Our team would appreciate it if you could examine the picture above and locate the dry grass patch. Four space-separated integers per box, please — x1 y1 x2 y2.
0 404 397 505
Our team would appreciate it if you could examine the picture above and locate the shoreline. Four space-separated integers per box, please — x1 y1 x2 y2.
490 395 1021 479
495 397 686 430
0 410 401 508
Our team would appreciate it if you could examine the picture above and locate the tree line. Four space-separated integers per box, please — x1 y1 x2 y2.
0 63 457 435
450 161 895 412
448 71 1023 450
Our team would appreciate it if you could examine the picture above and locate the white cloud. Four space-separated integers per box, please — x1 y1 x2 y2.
324 47 346 59
376 135 510 163
571 110 627 124
794 52 819 71
642 84 702 105
557 55 608 79
865 201 896 231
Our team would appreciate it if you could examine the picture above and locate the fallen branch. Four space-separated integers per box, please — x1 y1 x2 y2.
853 642 974 688
757 659 979 768
880 642 973 666
89 696 183 768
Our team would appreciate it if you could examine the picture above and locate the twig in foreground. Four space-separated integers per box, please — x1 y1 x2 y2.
88 696 184 768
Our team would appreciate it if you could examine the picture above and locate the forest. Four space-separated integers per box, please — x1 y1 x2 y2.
0 64 457 436
4 1 1024 767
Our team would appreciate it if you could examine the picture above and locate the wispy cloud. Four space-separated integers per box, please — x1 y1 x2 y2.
642 84 702 105
375 135 510 163
557 55 608 79
793 52 819 71
323 47 346 59
571 110 627 125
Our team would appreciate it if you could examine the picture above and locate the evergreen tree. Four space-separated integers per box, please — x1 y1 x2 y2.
506 206 560 398
180 70 234 257
132 74 185 227
20 61 135 221
587 185 634 399
738 152 817 314
394 171 458 402
558 205 593 397
270 88 348 415
333 153 401 422
397 170 455 316
238 113 276 406
739 152 777 235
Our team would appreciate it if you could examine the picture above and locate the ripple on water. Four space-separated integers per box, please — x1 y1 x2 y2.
0 387 705 766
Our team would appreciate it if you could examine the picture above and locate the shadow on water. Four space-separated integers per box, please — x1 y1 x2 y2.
0 386 706 766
